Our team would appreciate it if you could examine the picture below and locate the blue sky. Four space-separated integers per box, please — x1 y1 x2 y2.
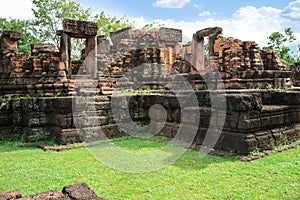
76 0 290 22
76 0 300 48
1 0 300 48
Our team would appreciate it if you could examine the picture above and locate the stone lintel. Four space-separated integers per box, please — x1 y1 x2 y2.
62 19 98 38
196 27 223 38
0 30 21 40
158 27 182 43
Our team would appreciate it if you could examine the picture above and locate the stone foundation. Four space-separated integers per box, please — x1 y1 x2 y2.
1 90 300 154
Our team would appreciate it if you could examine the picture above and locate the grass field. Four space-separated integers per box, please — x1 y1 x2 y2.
0 136 300 199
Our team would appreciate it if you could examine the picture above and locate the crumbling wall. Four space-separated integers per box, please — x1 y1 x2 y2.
0 33 69 97
213 36 286 72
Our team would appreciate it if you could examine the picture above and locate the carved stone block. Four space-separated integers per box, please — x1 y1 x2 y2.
158 27 182 42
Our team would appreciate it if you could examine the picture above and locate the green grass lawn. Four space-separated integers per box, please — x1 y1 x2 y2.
0 136 300 200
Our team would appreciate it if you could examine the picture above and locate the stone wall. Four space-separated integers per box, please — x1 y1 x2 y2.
110 90 300 154
0 96 125 144
1 90 300 154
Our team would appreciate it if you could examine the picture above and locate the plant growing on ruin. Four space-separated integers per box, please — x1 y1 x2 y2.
93 11 134 36
142 21 163 31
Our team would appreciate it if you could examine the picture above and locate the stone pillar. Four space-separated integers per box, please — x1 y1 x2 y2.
0 30 21 57
60 32 71 77
85 36 97 78
191 34 204 71
0 30 21 74
195 27 223 70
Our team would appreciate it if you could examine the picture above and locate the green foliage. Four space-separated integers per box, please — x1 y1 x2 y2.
32 0 133 58
32 0 91 46
141 21 163 31
0 18 39 55
265 84 274 90
93 11 134 36
0 0 139 58
32 0 92 58
263 27 300 68
250 148 261 156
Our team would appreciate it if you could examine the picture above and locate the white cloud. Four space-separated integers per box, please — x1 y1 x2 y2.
153 0 190 8
193 4 202 9
0 0 34 19
198 11 213 17
284 0 300 19
132 4 300 47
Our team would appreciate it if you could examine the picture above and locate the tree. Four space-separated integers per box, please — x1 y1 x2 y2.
93 11 134 36
263 27 300 67
141 21 163 31
32 0 134 58
32 0 91 46
0 18 39 55
32 0 92 58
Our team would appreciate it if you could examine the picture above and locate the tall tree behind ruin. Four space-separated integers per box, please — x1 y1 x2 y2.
32 0 93 46
32 0 133 58
263 27 300 68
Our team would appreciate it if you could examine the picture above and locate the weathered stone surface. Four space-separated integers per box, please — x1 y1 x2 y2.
21 190 69 200
158 27 182 42
62 19 98 37
31 43 57 56
1 183 104 200
62 183 105 200
1 30 21 56
0 190 22 200
196 27 223 37
110 27 132 47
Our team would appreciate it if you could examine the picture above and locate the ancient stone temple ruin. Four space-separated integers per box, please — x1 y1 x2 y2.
1 18 300 154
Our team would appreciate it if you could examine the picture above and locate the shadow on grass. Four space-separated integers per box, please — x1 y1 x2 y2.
0 135 237 171
0 140 48 154
0 142 29 153
86 135 237 171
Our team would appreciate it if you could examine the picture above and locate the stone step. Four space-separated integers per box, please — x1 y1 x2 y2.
77 116 110 127
71 75 97 80
101 87 115 95
55 124 125 144
79 110 113 117
73 101 111 112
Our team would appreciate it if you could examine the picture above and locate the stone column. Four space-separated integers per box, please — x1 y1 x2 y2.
60 32 71 77
85 36 97 78
191 34 205 71
0 31 22 74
